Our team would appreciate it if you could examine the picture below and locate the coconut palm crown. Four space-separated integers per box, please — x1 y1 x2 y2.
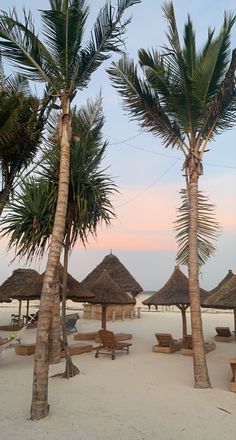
108 1 236 390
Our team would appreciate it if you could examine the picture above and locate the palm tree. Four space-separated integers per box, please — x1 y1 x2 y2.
0 71 44 215
108 1 236 388
0 0 140 419
1 96 116 385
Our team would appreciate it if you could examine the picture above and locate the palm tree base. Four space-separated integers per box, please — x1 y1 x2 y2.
63 357 80 379
194 379 211 389
30 403 49 421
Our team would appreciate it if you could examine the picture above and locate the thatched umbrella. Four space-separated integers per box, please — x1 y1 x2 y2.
82 252 143 297
142 266 208 338
202 271 236 337
0 269 39 322
87 269 136 330
14 263 95 302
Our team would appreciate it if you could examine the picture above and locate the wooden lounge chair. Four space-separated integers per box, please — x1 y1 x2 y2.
60 343 93 357
63 313 79 333
214 327 234 342
181 334 216 356
95 330 132 360
229 358 236 392
95 332 133 343
152 333 182 353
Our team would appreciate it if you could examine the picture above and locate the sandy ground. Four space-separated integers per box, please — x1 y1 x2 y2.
0 306 235 440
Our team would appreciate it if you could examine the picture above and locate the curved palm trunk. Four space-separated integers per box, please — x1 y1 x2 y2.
61 221 80 378
30 95 72 421
188 167 211 388
49 276 61 364
0 179 12 216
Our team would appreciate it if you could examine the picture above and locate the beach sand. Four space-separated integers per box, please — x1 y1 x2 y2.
0 306 235 440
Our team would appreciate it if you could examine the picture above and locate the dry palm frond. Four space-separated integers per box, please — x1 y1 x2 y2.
174 188 221 266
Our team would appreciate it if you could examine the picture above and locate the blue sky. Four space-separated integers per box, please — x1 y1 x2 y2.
0 0 235 291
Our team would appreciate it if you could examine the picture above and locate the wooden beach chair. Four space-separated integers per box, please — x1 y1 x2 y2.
181 334 216 356
95 330 132 360
229 358 236 392
152 333 182 353
63 313 79 333
214 327 234 342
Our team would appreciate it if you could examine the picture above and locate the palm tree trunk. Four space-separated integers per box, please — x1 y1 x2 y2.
188 167 211 388
49 276 61 364
30 94 72 421
0 180 12 216
61 221 80 378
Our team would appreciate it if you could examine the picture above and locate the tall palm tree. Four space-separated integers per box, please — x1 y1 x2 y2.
108 1 236 388
1 97 116 387
0 0 140 419
0 71 44 215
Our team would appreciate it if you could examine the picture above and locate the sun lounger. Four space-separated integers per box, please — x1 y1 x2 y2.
229 358 236 392
74 331 98 341
15 343 36 355
95 330 132 360
214 327 234 342
63 313 79 333
152 333 182 353
95 332 133 343
181 334 216 356
60 343 93 357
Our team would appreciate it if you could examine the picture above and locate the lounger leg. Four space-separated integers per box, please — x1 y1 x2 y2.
95 350 99 358
112 351 115 360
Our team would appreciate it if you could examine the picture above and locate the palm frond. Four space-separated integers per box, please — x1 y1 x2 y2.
174 188 221 267
199 48 236 143
108 56 184 149
74 0 141 90
0 8 61 89
194 12 236 105
40 0 88 87
183 15 196 77
0 178 56 261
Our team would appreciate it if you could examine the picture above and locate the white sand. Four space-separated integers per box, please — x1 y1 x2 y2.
0 307 235 440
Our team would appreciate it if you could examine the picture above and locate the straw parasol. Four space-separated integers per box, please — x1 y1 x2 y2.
202 271 236 337
87 269 136 330
0 269 39 319
142 266 208 338
82 252 143 297
13 263 95 302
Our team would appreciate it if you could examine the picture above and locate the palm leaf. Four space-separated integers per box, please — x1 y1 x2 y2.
108 56 185 149
74 0 141 90
174 188 221 266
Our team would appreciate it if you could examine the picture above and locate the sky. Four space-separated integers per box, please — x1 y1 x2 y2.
0 0 235 291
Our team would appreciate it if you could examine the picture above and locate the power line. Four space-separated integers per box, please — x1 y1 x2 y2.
117 160 178 207
106 133 236 170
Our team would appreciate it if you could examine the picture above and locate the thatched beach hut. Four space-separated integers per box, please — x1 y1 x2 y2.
143 266 208 338
14 263 94 302
87 269 136 330
82 252 143 297
202 271 236 337
82 252 142 321
0 269 39 324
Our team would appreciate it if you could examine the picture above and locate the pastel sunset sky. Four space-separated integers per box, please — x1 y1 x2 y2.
0 0 235 290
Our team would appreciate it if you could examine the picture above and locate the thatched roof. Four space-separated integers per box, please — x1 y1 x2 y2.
0 269 39 301
87 270 136 305
82 253 143 295
143 266 208 306
9 264 94 301
202 273 236 309
209 269 234 294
